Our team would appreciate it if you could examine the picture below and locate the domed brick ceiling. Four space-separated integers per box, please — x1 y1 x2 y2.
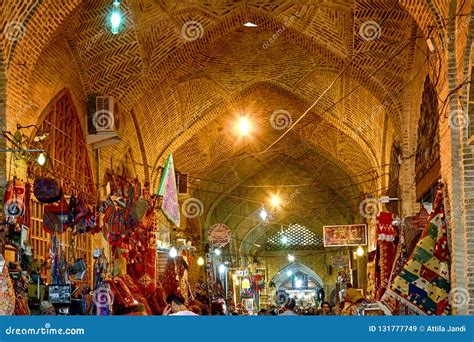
1 0 442 250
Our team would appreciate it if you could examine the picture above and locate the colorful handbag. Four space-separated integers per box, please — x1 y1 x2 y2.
3 179 25 220
33 177 62 203
43 200 70 234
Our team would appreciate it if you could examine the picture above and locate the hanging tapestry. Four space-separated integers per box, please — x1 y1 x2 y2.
388 186 450 315
380 219 409 314
415 77 440 199
157 154 180 227
375 212 398 300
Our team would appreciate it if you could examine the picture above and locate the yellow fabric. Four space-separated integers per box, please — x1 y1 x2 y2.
345 288 364 304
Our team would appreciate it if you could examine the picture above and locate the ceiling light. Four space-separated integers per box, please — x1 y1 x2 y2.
237 117 251 136
259 207 268 221
270 194 280 207
243 22 258 27
110 0 123 35
295 279 303 288
287 270 293 277
288 254 295 262
197 256 204 266
37 153 46 166
169 247 178 258
214 248 221 256
281 235 288 244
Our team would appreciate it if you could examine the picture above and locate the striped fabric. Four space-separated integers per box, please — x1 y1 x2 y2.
388 187 450 315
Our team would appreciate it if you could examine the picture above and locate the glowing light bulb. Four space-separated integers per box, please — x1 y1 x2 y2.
259 207 268 221
214 248 221 256
295 279 303 288
237 117 251 136
37 153 46 166
234 279 240 286
197 256 204 266
169 247 178 258
288 254 295 262
270 195 280 207
356 245 364 257
287 270 293 277
281 235 288 244
219 264 226 273
110 1 123 34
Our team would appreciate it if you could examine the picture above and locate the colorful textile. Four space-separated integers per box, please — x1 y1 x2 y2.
376 212 398 300
157 154 180 227
0 264 15 315
381 219 409 314
388 187 450 315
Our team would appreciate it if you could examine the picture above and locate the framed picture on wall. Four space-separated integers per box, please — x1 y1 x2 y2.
323 224 367 247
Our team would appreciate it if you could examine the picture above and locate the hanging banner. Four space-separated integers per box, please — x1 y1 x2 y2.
208 223 231 247
331 255 350 268
157 154 180 227
323 224 367 247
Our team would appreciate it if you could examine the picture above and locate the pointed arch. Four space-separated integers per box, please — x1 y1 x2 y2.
29 88 95 198
28 88 95 279
271 262 324 288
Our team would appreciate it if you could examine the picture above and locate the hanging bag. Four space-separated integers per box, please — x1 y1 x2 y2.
33 177 63 203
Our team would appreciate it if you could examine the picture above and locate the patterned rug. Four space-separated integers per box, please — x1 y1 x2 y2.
388 186 450 315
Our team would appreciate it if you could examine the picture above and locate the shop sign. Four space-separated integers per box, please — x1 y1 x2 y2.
323 224 367 247
234 269 249 277
208 223 231 247
331 255 349 268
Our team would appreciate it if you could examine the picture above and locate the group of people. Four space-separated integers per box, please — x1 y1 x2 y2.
162 283 364 316
257 300 334 316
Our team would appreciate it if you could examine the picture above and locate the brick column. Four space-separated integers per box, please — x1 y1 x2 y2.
445 0 469 315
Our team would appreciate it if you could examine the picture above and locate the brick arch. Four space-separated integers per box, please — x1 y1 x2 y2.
271 262 324 288
149 79 384 190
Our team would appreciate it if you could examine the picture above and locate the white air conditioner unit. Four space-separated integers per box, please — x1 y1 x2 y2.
95 96 115 132
86 95 121 148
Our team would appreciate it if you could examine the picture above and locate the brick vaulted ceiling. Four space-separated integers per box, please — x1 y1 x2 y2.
2 0 442 248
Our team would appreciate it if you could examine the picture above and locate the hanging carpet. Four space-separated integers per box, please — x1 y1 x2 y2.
386 186 450 315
